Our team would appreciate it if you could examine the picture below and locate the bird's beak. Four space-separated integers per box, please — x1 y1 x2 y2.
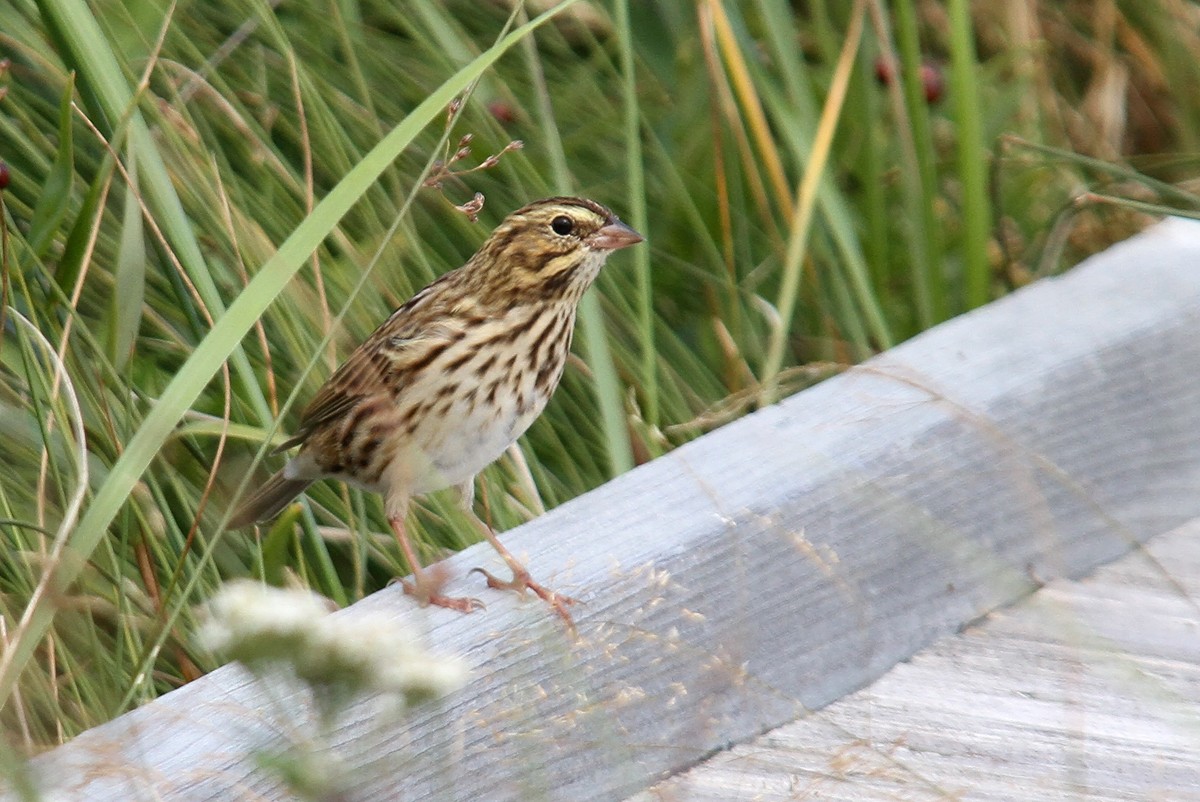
590 219 644 251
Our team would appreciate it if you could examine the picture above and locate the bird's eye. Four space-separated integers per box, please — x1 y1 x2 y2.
550 215 574 236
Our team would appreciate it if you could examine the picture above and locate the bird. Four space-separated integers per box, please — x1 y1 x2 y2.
229 196 644 628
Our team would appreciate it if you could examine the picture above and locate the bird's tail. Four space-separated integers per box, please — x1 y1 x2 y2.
228 471 313 528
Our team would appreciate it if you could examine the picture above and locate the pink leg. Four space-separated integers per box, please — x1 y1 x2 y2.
389 514 483 613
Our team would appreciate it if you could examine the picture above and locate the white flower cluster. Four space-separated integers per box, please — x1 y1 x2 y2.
196 580 467 708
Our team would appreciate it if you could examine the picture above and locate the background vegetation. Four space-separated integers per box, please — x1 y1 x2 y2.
1 0 1198 756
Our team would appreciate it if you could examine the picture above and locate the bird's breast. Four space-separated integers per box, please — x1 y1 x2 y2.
385 303 576 495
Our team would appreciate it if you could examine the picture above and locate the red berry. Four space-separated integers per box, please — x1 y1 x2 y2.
920 62 945 104
487 100 517 125
0 162 9 191
874 56 895 86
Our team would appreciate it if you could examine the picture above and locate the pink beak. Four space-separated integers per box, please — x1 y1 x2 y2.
590 219 644 251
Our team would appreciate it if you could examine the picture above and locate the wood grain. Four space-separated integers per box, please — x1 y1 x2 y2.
14 218 1200 800
630 518 1200 801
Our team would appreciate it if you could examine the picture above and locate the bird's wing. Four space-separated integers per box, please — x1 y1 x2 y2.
273 267 466 453
276 315 458 453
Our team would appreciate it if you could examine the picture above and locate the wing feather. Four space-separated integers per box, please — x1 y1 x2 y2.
278 317 458 452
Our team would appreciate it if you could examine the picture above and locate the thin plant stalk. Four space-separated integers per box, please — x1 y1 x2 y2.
760 0 865 404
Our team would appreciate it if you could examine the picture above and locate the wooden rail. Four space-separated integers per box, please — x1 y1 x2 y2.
630 517 1200 800
14 218 1200 800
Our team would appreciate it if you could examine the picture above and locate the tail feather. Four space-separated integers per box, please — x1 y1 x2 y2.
229 471 313 528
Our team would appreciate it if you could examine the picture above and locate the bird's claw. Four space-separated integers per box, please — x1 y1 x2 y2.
396 578 485 613
470 566 577 631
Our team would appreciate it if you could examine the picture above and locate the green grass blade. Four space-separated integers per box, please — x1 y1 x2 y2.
27 75 74 259
891 0 946 325
946 0 993 309
614 0 656 432
109 150 145 370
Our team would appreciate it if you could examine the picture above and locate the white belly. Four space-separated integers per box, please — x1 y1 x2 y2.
411 392 546 494
382 346 556 497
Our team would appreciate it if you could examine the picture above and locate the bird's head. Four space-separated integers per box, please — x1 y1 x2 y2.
467 196 643 304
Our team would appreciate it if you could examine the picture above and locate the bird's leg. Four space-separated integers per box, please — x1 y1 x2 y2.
462 481 576 629
388 513 482 613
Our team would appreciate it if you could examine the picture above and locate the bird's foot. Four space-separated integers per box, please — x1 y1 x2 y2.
392 576 485 613
471 566 577 630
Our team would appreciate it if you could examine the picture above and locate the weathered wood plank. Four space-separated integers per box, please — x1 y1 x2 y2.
14 218 1200 801
630 518 1200 801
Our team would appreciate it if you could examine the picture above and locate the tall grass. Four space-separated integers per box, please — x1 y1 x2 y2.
1 0 1198 754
